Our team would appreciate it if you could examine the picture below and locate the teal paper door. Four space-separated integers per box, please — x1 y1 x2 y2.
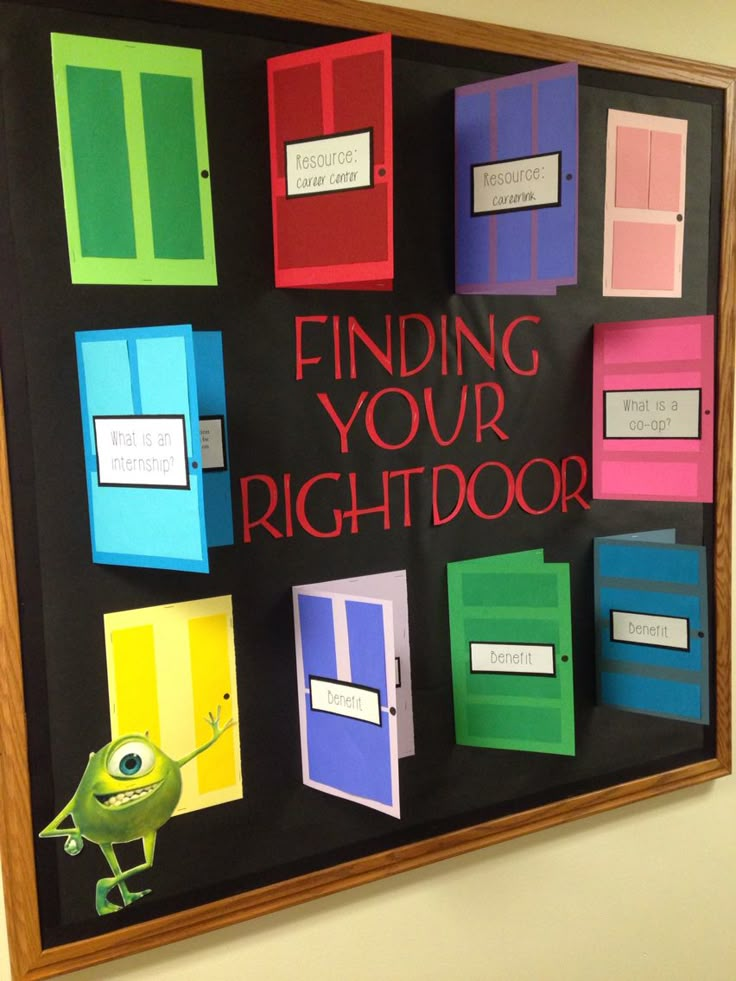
51 33 217 285
448 553 575 756
76 325 209 573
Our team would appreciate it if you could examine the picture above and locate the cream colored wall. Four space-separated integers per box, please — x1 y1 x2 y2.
2 2 735 979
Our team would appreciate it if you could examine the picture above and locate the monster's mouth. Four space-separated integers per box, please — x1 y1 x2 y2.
95 781 162 809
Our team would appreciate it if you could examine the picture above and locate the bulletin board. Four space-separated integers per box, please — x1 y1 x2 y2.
0 0 733 977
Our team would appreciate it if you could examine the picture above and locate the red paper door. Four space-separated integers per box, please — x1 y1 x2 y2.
267 34 393 289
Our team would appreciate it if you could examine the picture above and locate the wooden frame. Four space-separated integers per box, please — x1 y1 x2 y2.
0 0 732 977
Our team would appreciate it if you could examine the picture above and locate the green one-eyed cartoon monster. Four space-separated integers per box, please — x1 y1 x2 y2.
40 707 233 916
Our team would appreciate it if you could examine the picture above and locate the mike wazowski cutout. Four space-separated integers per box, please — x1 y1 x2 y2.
39 707 234 916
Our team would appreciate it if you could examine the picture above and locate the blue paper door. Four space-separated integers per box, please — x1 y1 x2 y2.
294 591 399 817
595 537 709 723
76 324 209 572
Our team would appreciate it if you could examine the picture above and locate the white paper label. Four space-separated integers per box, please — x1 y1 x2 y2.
199 417 226 471
309 677 381 725
285 129 373 197
611 611 689 650
604 389 701 439
472 152 561 215
470 642 556 675
94 415 189 489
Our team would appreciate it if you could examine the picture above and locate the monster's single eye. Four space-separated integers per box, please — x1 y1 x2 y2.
107 740 156 779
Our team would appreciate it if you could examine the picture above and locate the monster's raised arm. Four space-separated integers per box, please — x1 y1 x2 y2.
39 798 84 855
176 706 235 768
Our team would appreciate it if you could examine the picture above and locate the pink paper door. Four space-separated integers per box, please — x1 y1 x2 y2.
592 315 714 503
603 110 687 297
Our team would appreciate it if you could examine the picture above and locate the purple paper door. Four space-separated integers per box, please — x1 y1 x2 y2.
455 62 578 294
294 591 399 817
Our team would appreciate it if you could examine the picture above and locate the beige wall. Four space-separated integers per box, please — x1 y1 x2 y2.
2 1 735 978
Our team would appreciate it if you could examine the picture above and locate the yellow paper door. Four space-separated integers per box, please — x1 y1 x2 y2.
105 595 242 816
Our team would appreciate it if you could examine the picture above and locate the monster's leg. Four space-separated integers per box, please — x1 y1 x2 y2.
95 833 156 916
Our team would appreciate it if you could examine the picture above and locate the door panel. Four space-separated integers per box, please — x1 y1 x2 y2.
105 596 242 815
448 552 575 756
595 536 709 723
52 32 216 285
592 315 714 502
294 590 399 816
268 34 393 289
603 110 687 297
455 63 578 294
66 66 136 258
76 325 209 572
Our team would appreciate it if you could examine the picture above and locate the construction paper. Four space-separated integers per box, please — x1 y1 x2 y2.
267 33 393 290
76 325 209 572
594 534 709 723
649 131 684 211
193 332 234 548
455 63 578 295
592 315 714 502
615 126 650 208
604 529 677 545
611 222 677 292
51 33 216 285
292 570 412 817
104 595 242 815
603 110 687 296
447 551 575 756
76 325 234 572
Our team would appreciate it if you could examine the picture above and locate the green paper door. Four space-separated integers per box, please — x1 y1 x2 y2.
448 552 575 756
51 33 217 285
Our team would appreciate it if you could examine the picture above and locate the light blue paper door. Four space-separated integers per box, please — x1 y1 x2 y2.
76 324 209 572
297 593 399 817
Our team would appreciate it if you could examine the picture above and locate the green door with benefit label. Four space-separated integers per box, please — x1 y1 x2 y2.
447 550 575 756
